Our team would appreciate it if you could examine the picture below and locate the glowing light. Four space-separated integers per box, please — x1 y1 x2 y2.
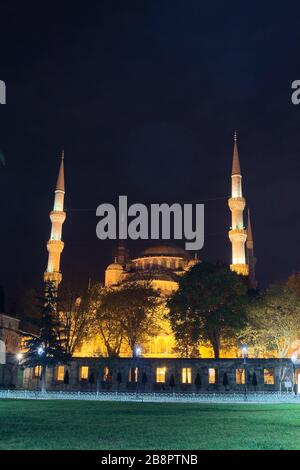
135 347 142 356
242 345 248 356
16 353 23 361
37 346 44 356
291 353 297 363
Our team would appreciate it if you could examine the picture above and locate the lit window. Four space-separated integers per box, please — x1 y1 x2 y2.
236 369 245 384
80 366 89 380
56 365 65 381
208 368 216 384
129 367 138 383
156 367 166 383
264 369 275 385
33 366 41 378
182 368 192 384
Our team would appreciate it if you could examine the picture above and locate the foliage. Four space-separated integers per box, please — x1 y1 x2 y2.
168 262 249 358
57 287 96 355
241 283 300 357
94 281 161 357
21 282 70 390
91 284 127 357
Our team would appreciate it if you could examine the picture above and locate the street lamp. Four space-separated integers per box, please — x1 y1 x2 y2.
291 353 297 396
16 353 23 362
242 345 248 400
134 346 142 395
37 346 44 356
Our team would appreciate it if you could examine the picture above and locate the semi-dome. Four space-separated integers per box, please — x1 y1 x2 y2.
141 244 191 259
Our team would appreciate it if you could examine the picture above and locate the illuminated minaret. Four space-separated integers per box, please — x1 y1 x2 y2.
228 132 248 276
44 151 66 286
246 209 257 289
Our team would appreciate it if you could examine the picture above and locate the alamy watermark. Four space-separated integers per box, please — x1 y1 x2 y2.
291 80 300 105
96 196 204 251
0 80 6 104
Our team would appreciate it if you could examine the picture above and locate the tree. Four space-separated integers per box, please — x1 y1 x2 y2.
93 285 126 357
168 262 249 358
194 373 202 392
21 282 70 392
222 372 229 390
57 286 96 355
99 281 161 357
243 283 300 358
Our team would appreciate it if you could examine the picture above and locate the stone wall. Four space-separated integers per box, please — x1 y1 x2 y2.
22 357 294 392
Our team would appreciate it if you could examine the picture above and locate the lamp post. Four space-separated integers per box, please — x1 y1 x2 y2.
242 345 248 401
134 346 141 395
291 353 297 396
37 345 46 392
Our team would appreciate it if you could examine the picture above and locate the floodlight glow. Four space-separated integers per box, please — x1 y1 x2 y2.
16 353 23 361
291 353 297 363
37 346 44 356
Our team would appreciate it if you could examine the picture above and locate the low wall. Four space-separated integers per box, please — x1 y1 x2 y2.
22 357 294 393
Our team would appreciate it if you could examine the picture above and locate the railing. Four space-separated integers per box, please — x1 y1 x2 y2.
0 389 299 403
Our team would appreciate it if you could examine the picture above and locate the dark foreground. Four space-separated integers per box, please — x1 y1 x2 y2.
0 400 299 450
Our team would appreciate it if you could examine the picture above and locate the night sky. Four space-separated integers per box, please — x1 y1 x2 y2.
0 1 300 310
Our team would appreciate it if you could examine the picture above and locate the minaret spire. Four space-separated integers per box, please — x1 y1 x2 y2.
228 132 248 276
246 209 257 289
56 150 65 192
44 151 66 287
232 131 241 176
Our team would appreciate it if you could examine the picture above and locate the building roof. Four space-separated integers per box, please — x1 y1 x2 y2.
106 262 124 271
141 244 191 259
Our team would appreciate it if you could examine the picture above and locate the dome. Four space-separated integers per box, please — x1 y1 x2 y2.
141 245 191 259
106 262 123 271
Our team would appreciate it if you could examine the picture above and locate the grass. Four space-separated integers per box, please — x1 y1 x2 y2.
0 400 300 450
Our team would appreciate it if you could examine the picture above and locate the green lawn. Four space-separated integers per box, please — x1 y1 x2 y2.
0 400 300 450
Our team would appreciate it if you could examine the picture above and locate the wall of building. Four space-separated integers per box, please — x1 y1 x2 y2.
22 357 293 393
0 313 20 353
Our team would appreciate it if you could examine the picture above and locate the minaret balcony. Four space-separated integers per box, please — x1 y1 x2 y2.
44 270 62 284
230 264 249 276
47 239 64 253
50 210 66 224
228 197 245 211
228 229 247 243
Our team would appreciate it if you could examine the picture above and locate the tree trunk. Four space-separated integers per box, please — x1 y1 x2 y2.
210 329 221 359
212 341 220 359
40 365 47 393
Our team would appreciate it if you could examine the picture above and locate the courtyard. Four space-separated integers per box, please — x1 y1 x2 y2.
0 399 300 450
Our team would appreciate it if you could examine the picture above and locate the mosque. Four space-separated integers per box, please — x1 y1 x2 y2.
43 133 257 358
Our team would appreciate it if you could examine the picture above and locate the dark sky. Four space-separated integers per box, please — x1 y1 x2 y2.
0 0 300 309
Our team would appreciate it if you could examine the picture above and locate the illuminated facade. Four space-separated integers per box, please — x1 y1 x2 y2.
43 135 257 358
